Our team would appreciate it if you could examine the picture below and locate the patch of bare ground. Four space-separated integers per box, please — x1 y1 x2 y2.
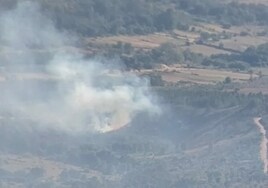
0 63 257 86
86 33 176 49
83 23 268 57
239 88 268 95
140 65 255 84
212 35 268 52
186 23 268 55
232 76 268 94
254 117 268 174
183 44 231 56
230 25 268 35
0 153 117 181
86 29 201 50
195 23 231 34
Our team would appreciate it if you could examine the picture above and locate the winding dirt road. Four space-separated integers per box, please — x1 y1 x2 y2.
254 117 268 174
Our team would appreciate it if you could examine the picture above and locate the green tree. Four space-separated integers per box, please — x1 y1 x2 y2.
224 77 231 84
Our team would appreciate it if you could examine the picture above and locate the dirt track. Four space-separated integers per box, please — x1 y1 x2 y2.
254 117 268 174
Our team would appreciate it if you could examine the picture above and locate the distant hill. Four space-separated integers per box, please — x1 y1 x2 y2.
1 0 268 37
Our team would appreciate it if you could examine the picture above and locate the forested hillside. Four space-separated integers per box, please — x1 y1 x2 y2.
1 0 268 37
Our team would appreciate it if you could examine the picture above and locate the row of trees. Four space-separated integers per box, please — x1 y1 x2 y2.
93 41 203 70
203 43 268 69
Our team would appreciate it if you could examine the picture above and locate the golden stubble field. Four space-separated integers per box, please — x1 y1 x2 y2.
86 23 268 56
139 65 256 85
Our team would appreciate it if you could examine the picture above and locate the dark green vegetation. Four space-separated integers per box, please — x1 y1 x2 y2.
39 0 268 36
2 0 268 37
0 0 194 36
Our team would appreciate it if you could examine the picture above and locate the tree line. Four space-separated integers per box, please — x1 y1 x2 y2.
1 0 268 37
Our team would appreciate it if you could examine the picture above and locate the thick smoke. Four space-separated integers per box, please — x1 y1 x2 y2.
0 1 65 68
0 2 159 133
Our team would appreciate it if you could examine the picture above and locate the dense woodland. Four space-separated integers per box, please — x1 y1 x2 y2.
40 0 268 36
1 0 268 37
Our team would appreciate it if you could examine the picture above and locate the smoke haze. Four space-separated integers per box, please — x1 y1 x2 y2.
0 1 159 133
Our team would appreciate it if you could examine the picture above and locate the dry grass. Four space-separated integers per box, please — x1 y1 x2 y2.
183 44 231 56
195 23 231 34
0 153 107 181
213 35 268 52
239 87 268 94
140 65 255 84
199 23 267 35
173 30 199 41
229 25 267 35
161 68 253 84
192 24 268 54
0 64 255 85
85 30 198 50
87 33 177 49
84 22 268 57
253 68 268 76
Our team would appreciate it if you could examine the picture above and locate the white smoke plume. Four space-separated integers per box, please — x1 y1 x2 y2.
0 2 160 133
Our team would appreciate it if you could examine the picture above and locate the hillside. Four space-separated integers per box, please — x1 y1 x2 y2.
1 0 268 188
1 83 268 187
